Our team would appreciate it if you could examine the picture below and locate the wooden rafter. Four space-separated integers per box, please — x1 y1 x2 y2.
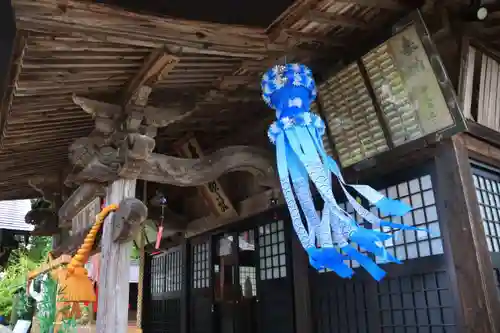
267 0 324 40
121 50 179 106
0 34 26 150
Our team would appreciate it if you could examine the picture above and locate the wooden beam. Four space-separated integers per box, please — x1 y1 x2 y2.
175 136 238 219
121 50 179 106
466 120 500 150
0 34 26 150
336 0 409 10
73 95 195 127
307 10 369 29
434 136 500 333
267 0 323 41
283 29 343 47
138 146 277 188
463 132 500 168
96 179 136 333
185 187 282 237
13 0 285 56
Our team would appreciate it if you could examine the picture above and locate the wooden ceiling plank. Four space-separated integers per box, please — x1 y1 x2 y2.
0 157 68 172
9 113 91 125
7 121 93 133
0 34 26 150
267 0 324 40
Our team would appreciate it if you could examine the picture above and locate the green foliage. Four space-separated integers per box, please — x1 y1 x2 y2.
15 289 35 320
37 276 57 333
131 244 140 260
36 276 77 333
0 236 52 318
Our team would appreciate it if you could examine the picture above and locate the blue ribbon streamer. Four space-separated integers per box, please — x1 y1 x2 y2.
261 63 428 281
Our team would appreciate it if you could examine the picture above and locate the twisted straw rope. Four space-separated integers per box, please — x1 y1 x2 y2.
67 204 119 275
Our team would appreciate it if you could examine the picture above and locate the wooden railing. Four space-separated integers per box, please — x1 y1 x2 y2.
460 42 500 131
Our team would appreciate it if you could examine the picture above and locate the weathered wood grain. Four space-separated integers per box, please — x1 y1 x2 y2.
111 198 148 244
121 50 179 106
13 0 284 55
58 182 105 227
140 146 277 187
185 187 282 237
96 179 136 333
434 136 500 333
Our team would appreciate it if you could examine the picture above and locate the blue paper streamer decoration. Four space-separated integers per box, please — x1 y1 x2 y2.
261 63 427 281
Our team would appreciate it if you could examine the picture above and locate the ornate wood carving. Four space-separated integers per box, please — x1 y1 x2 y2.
25 208 59 236
72 95 195 128
58 182 105 227
111 198 148 244
140 146 277 187
68 140 277 188
176 136 237 218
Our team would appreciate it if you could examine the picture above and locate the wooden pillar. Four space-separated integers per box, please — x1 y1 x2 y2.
290 234 312 333
135 181 147 333
96 178 137 333
434 136 500 333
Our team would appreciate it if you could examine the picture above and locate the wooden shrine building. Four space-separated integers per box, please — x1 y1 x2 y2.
2 0 500 332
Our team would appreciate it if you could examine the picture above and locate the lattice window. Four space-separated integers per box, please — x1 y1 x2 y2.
472 172 500 252
258 220 287 280
192 241 210 289
240 266 257 297
314 280 371 333
148 299 181 333
165 250 182 292
150 250 182 295
150 254 166 295
372 174 444 263
377 271 456 332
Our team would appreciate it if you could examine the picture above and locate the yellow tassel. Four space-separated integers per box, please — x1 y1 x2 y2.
57 204 119 302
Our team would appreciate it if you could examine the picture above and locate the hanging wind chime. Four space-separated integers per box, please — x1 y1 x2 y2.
155 195 168 251
261 63 426 281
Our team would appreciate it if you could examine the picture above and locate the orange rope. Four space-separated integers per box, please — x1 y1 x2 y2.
67 204 119 275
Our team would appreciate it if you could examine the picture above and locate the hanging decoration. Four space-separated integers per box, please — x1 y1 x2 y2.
155 195 167 251
261 63 427 281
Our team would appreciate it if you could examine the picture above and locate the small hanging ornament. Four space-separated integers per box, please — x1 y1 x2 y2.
261 63 427 281
155 196 167 250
